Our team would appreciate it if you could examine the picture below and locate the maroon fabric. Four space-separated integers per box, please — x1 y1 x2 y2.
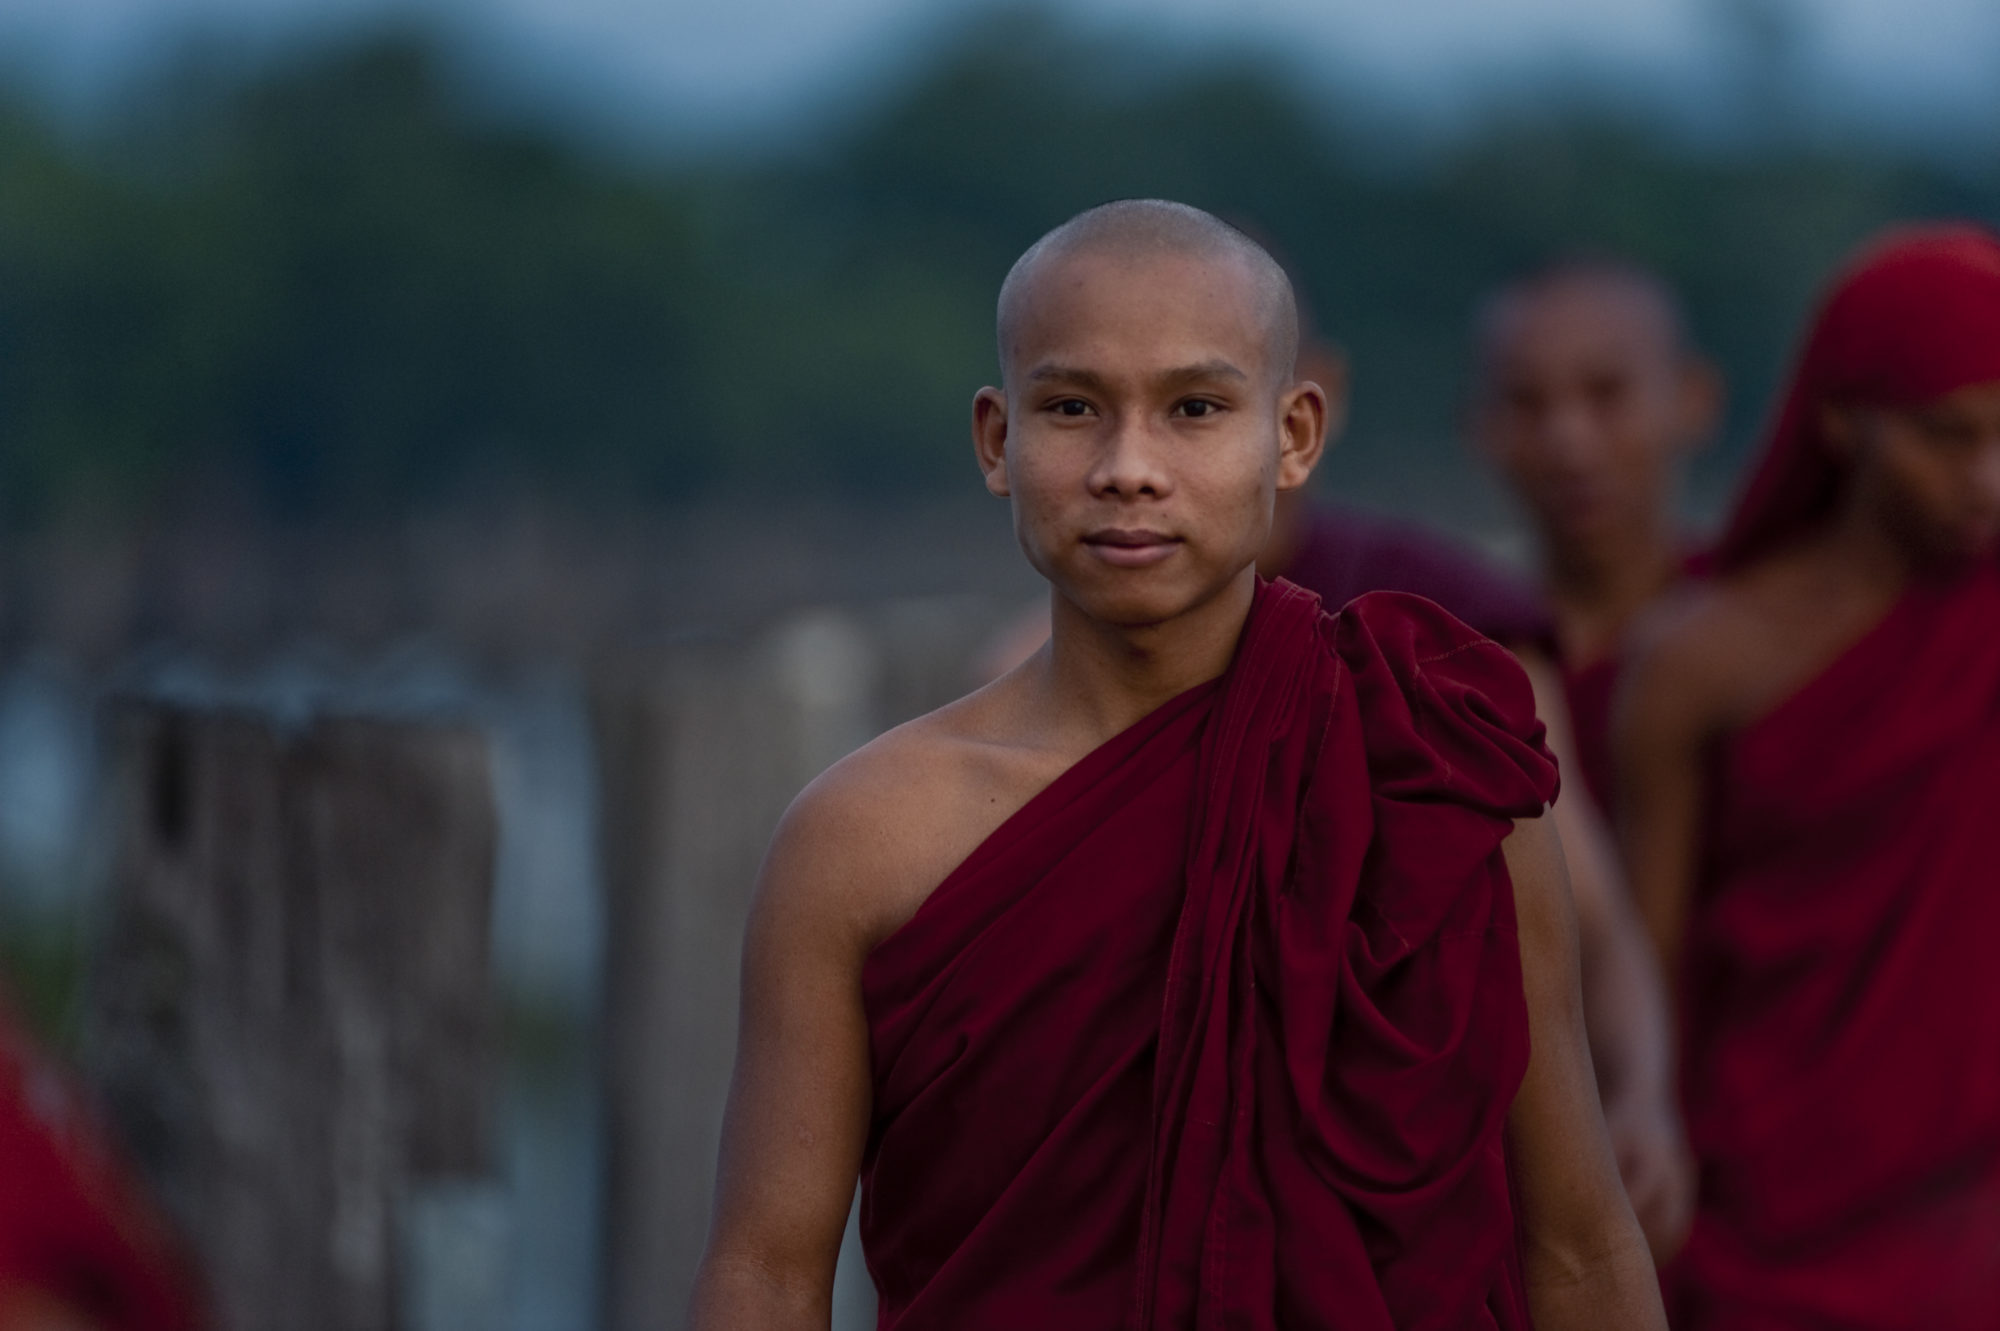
1279 506 1554 652
0 1002 204 1330
1668 223 2000 1328
1670 565 2000 1329
1562 548 1713 818
860 581 1558 1329
1714 223 2000 573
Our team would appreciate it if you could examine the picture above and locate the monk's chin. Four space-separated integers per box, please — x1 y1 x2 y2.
1066 578 1250 635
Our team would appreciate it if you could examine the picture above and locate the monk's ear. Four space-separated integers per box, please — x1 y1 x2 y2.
1675 356 1725 457
1277 344 1344 493
1296 341 1350 450
1276 377 1331 493
973 386 1011 497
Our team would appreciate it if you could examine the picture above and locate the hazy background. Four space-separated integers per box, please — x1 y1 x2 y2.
0 1 1995 1326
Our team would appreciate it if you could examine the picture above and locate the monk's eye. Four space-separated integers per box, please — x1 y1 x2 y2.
1177 398 1223 419
1050 399 1092 418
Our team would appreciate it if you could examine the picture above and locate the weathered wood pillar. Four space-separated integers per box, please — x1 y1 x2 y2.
593 597 1004 1331
593 610 881 1331
85 700 502 1331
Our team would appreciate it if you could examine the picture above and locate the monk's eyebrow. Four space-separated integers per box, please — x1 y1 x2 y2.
1024 360 1249 389
1025 364 1108 390
1155 359 1249 387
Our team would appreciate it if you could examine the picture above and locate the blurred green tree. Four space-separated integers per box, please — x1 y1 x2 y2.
0 16 1991 519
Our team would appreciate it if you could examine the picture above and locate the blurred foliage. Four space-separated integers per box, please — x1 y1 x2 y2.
0 909 83 1050
0 14 1995 518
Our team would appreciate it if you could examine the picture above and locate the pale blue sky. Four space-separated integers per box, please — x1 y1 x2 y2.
2 0 1996 145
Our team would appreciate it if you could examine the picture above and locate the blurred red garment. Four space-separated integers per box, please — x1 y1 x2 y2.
0 1001 204 1331
1560 547 1712 816
1278 504 1554 651
1669 225 2000 1329
859 583 1557 1329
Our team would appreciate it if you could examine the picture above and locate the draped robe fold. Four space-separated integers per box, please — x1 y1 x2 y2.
1671 563 2000 1329
860 580 1558 1329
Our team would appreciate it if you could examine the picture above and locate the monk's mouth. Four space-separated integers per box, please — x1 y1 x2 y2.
1083 530 1182 567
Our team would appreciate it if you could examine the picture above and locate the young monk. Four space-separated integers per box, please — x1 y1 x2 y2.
690 199 1664 1328
1470 257 1721 813
1617 223 2000 1328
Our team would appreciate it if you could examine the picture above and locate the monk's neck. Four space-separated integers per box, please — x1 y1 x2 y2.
1540 515 1684 665
1804 485 1926 602
1257 492 1312 580
1044 575 1256 743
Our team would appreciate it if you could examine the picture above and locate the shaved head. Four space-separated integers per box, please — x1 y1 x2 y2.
997 200 1300 388
1475 256 1692 372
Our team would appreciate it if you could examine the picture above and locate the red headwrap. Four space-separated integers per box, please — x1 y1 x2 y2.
1714 223 2000 572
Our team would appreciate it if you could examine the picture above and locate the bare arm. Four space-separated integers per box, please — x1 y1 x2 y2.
1516 649 1691 1260
1612 622 1717 982
1502 815 1668 1330
689 792 878 1330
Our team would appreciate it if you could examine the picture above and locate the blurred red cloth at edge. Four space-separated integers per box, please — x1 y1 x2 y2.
1668 225 2000 1329
0 1000 204 1331
859 581 1558 1329
1279 504 1555 652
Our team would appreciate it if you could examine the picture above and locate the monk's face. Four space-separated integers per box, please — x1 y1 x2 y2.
1473 281 1714 554
1833 378 2000 566
974 250 1323 627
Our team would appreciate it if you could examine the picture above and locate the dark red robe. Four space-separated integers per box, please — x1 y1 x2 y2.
1673 565 2000 1328
0 1000 203 1330
1279 505 1554 653
1669 224 2000 1328
1561 547 1711 819
860 580 1558 1329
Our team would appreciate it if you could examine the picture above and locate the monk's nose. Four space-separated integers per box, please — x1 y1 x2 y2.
1089 418 1172 499
1534 399 1601 473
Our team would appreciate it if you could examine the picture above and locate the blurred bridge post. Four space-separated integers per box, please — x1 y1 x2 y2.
84 701 503 1331
592 596 1006 1331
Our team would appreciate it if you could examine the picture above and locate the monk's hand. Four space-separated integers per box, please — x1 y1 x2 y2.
1602 1087 1695 1262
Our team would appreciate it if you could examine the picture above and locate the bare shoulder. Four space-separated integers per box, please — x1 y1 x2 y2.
759 678 1065 954
1627 539 1893 740
1620 581 1769 744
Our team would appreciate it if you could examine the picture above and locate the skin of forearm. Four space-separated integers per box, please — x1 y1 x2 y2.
1523 1239 1671 1331
1555 800 1674 1104
1576 903 1674 1103
688 1253 832 1331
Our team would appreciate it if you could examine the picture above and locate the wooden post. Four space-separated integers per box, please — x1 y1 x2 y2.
593 610 880 1331
593 597 1004 1331
85 700 502 1331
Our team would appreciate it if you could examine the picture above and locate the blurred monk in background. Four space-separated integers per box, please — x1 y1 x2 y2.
1617 223 2000 1328
1469 258 1721 813
1467 257 1727 1254
693 199 1664 1329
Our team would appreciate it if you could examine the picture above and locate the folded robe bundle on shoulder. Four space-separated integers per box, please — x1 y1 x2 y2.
860 580 1558 1330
